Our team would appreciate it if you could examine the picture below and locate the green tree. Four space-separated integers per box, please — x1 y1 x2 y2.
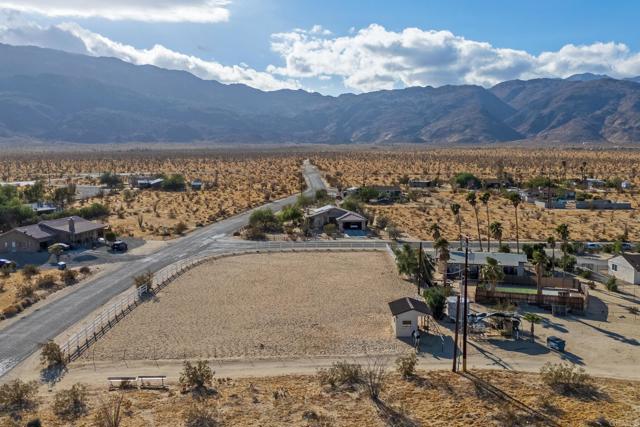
278 205 303 224
23 180 45 203
506 192 522 253
522 313 542 342
99 172 123 189
161 174 186 191
480 257 504 292
479 192 491 251
453 172 480 189
532 250 548 296
490 221 503 249
249 208 281 233
48 244 65 263
423 287 446 319
394 244 419 282
449 203 462 249
434 238 450 286
555 223 570 275
546 236 556 274
466 191 483 251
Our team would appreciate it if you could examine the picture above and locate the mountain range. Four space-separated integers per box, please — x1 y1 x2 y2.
1 43 640 145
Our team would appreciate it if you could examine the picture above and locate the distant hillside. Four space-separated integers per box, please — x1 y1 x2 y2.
1 43 640 144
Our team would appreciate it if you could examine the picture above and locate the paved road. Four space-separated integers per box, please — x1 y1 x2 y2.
0 161 326 378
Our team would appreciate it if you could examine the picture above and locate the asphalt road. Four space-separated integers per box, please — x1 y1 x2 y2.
0 161 326 378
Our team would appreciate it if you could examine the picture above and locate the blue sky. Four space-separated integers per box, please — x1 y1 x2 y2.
1 0 640 94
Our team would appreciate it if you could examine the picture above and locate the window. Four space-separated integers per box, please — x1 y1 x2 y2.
401 320 412 327
611 264 618 272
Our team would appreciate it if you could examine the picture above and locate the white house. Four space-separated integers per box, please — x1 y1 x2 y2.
388 297 431 338
446 251 528 279
608 254 640 285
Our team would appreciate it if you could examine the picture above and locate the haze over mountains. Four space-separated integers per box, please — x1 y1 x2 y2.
1 43 640 145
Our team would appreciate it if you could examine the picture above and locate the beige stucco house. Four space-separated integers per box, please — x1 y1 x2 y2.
388 297 431 338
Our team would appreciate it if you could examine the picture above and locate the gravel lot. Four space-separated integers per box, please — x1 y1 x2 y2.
86 251 414 361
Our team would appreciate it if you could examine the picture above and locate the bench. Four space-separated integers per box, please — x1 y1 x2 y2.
138 375 167 389
107 376 137 390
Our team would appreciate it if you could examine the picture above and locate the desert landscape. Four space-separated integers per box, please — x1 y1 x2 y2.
311 148 640 241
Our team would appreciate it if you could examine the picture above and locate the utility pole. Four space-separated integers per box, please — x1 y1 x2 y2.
462 237 469 372
452 294 460 373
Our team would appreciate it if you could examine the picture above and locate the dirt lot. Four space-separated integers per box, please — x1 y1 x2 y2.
83 252 414 361
6 370 639 427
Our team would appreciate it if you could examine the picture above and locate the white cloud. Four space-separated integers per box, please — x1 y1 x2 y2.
268 24 640 92
0 21 300 91
0 0 231 23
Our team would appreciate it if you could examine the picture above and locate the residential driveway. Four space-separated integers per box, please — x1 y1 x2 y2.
0 162 327 379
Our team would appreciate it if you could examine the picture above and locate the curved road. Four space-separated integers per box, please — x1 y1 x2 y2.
0 161 326 378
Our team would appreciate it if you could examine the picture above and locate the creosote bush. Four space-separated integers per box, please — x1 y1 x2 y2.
183 404 220 427
62 269 79 286
53 383 88 421
180 360 215 394
22 264 40 280
0 379 38 414
540 362 592 394
40 340 66 370
94 394 129 427
395 352 417 378
317 361 363 390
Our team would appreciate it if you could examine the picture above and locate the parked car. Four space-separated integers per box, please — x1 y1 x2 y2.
586 242 602 250
111 241 128 252
0 258 15 268
622 242 633 251
57 262 67 271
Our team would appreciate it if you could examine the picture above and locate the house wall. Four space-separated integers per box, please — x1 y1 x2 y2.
0 230 41 253
608 258 640 285
393 311 420 337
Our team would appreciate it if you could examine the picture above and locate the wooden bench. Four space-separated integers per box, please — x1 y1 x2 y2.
107 376 137 390
138 375 167 389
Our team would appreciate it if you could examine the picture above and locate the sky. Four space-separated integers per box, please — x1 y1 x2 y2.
1 0 640 95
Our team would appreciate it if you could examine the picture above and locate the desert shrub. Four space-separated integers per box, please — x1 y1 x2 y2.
1 262 15 277
375 215 389 229
162 174 186 191
605 276 618 292
79 266 92 275
424 287 446 319
395 352 417 378
22 264 40 280
53 383 88 421
386 224 402 240
0 379 38 414
62 269 79 286
105 231 117 242
362 359 386 401
94 394 127 427
36 275 57 289
174 221 188 235
183 404 220 427
278 205 303 223
16 284 35 299
25 419 42 427
341 196 363 213
180 361 214 394
2 304 20 318
40 341 66 370
323 223 337 236
317 361 362 389
100 172 123 188
249 208 281 233
498 244 511 253
578 269 592 279
244 226 266 240
133 271 153 293
540 362 591 394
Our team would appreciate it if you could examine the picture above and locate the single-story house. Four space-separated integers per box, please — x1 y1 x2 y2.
133 177 164 189
27 202 59 215
408 179 435 189
586 178 606 190
389 297 431 338
371 185 402 200
0 216 106 253
191 180 203 191
445 251 528 279
575 200 632 210
306 204 367 233
608 253 640 285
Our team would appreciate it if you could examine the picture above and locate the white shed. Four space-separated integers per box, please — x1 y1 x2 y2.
608 254 640 285
388 297 431 338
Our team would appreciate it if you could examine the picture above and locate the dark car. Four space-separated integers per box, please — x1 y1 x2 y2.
111 241 128 252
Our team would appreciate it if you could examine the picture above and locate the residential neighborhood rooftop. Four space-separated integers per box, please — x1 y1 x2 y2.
448 251 528 267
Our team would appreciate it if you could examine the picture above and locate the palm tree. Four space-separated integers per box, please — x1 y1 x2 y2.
532 250 547 297
522 313 542 342
546 236 556 274
555 223 570 275
507 192 522 253
434 238 450 287
466 191 483 251
480 192 491 251
450 203 462 250
480 257 504 292
490 221 503 250
429 223 441 258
